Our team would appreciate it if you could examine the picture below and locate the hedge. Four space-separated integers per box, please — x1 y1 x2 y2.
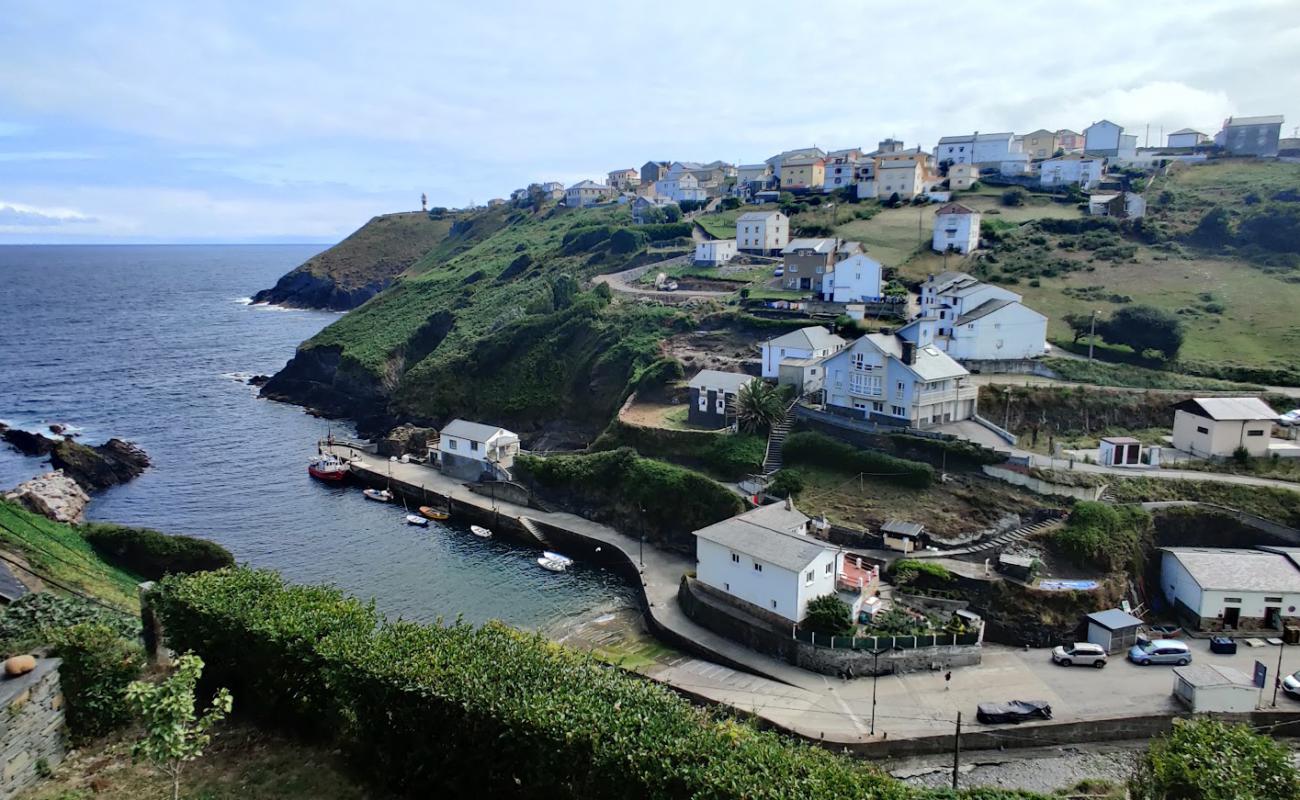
81 523 235 581
634 222 693 240
782 431 934 489
52 622 144 741
151 567 1045 799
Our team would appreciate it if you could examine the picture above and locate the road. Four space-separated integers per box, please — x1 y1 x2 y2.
592 257 734 301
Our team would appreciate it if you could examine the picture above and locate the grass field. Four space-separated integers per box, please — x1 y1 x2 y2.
0 501 141 610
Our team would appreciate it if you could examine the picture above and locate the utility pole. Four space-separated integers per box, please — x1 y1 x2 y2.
1087 310 1098 361
1273 641 1287 707
951 712 962 791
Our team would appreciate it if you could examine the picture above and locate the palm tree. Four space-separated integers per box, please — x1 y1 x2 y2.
731 380 784 433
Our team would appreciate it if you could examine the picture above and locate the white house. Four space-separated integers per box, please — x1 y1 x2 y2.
687 369 756 429
1088 192 1146 219
935 132 1019 166
1167 128 1208 148
655 172 708 203
736 210 789 255
1161 546 1300 630
694 239 738 266
1039 155 1104 189
760 326 847 379
693 500 842 624
931 202 981 255
1171 397 1279 459
822 148 862 191
822 253 884 303
822 333 976 427
902 272 1048 362
1084 120 1124 156
565 180 614 207
436 419 521 481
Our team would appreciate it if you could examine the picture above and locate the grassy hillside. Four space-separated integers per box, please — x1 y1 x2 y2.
0 500 141 610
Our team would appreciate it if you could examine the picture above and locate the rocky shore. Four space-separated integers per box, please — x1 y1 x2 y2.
3 472 91 524
2 424 151 492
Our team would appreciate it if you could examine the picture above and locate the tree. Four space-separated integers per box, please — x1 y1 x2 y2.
663 204 682 223
767 469 805 499
1129 718 1300 800
801 594 853 637
1190 206 1232 247
550 274 578 310
609 228 649 254
968 180 982 191
730 380 784 433
1001 188 1026 207
720 197 741 210
1062 312 1093 344
126 654 233 800
1099 304 1184 360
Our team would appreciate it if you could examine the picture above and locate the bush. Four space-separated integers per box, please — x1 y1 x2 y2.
663 204 682 222
81 523 234 581
151 567 938 800
52 622 144 741
1098 305 1184 360
801 594 852 637
1129 718 1300 800
635 222 693 241
890 559 953 585
0 593 140 656
720 197 741 210
782 431 933 489
633 357 684 393
1001 188 1026 207
678 199 705 214
561 225 614 253
1052 502 1152 573
609 228 649 254
767 469 806 499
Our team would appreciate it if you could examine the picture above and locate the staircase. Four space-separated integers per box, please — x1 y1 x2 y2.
761 404 799 475
912 514 1065 559
519 516 552 548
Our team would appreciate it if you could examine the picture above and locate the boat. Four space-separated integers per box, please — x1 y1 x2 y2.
307 455 348 482
537 557 567 573
405 514 429 527
542 551 573 567
470 525 493 539
418 506 451 521
363 488 393 502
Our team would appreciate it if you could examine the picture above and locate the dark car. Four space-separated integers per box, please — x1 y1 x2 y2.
1210 636 1237 654
976 700 1053 725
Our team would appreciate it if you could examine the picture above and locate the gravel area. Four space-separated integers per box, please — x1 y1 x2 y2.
887 742 1142 794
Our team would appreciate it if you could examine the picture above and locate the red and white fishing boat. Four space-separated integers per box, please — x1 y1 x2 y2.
307 455 349 482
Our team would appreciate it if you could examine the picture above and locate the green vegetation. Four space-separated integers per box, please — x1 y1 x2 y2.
0 500 141 609
81 523 234 581
1104 477 1300 528
593 422 764 481
767 468 806 499
800 594 853 637
1129 718 1300 800
0 593 139 657
733 380 784 433
127 654 233 800
515 448 742 546
1041 357 1261 391
890 559 954 584
150 567 1048 800
54 622 145 741
782 431 934 489
1085 305 1185 360
1051 502 1153 573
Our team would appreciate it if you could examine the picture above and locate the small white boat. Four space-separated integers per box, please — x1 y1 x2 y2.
405 514 428 527
363 488 393 502
470 525 493 539
542 551 573 567
537 557 567 573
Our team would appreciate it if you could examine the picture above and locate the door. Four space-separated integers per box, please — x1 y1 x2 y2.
1266 607 1282 629
1223 606 1241 628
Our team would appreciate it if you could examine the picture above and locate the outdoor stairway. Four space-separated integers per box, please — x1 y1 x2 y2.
761 406 797 475
519 516 552 548
912 515 1065 559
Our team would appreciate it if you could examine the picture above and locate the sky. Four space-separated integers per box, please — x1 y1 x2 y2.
2 0 1298 244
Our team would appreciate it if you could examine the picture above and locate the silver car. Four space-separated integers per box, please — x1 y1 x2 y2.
1128 639 1191 666
1282 670 1300 699
1052 642 1107 668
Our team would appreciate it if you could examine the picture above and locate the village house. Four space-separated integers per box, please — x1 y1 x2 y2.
1087 191 1146 219
821 252 884 304
736 210 789 255
655 171 707 203
902 271 1048 362
1021 129 1061 159
1167 128 1208 148
947 162 979 191
935 132 1019 166
1055 129 1084 152
687 369 756 428
822 148 862 191
692 500 843 624
630 195 673 224
641 161 671 186
1039 154 1104 189
760 325 847 380
564 180 614 207
875 152 927 200
822 333 977 427
435 419 520 481
780 239 862 293
779 155 826 193
694 239 738 266
540 181 565 199
1084 120 1124 156
1171 397 1279 459
931 202 981 255
607 168 640 191
766 147 826 183
736 163 775 189
1215 115 1284 157
1161 546 1300 631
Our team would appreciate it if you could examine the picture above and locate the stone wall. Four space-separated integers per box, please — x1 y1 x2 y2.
0 659 65 800
982 464 1105 501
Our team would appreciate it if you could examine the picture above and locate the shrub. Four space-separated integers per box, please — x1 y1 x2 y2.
0 593 139 656
635 222 692 241
801 594 852 637
1190 207 1232 247
890 559 953 585
1130 718 1300 800
633 357 684 393
609 228 649 254
81 524 234 581
720 197 741 210
663 204 682 222
1098 305 1184 360
52 622 144 741
1052 502 1152 573
767 469 805 499
1001 188 1026 207
782 431 933 489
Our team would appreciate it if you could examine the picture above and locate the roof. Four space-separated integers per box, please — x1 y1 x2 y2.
1101 436 1141 445
442 419 515 442
837 240 864 255
926 271 978 294
955 298 1017 325
1163 547 1300 593
568 180 608 190
0 562 29 603
1086 609 1144 630
737 210 782 222
766 325 845 352
1168 128 1205 136
688 369 755 394
693 502 828 572
1173 397 1279 422
1173 664 1254 689
782 155 825 166
1086 119 1121 130
860 334 969 381
1224 115 1284 127
782 238 836 255
881 520 924 537
934 202 977 216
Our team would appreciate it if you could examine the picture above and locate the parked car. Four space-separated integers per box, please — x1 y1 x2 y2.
1279 409 1300 427
1128 639 1192 666
1210 636 1238 655
774 267 784 277
1051 642 1107 668
1282 670 1300 699
976 700 1053 725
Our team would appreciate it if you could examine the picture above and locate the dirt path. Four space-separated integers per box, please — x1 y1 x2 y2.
593 255 735 301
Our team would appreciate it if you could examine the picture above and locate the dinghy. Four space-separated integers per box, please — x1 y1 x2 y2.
542 551 574 567
406 514 429 527
537 557 567 573
363 488 393 502
419 506 451 521
470 525 493 539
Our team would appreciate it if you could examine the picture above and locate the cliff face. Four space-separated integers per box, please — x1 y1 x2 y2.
251 212 455 310
259 344 398 436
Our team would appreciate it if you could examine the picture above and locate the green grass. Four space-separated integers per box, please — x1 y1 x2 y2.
745 288 807 301
1042 357 1262 391
0 501 141 610
694 206 751 239
1105 477 1300 528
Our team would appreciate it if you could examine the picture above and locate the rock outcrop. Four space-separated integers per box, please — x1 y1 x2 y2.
49 438 150 491
4 472 91 523
0 427 53 457
260 345 396 436
376 424 438 458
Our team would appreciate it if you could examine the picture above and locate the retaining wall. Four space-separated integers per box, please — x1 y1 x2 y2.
982 464 1105 500
0 659 65 800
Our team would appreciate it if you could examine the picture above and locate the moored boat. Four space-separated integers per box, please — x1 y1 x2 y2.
363 488 394 502
470 525 492 539
537 557 567 572
419 505 451 521
307 455 348 482
542 551 573 567
405 514 429 527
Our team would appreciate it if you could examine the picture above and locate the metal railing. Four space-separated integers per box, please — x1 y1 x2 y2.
796 630 981 650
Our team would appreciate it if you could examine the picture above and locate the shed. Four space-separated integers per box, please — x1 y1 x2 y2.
1099 436 1142 467
1172 665 1257 712
1085 609 1144 654
881 520 924 553
997 553 1036 582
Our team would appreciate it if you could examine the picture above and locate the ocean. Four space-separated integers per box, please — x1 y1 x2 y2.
0 245 632 629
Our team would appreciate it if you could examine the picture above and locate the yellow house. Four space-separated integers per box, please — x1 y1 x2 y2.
1023 129 1060 160
948 162 979 191
780 156 825 192
874 153 927 200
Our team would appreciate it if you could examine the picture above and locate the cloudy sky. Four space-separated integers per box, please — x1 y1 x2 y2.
2 0 1297 243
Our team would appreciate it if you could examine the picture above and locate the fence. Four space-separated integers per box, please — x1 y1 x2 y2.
795 629 980 650
794 404 952 441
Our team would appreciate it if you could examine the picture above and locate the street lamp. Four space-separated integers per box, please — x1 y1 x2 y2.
868 646 901 736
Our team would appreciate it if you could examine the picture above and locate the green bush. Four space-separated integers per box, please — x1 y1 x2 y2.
1130 718 1300 800
609 228 649 254
635 222 693 241
560 225 614 253
52 622 144 741
151 567 959 800
782 431 933 489
81 523 234 581
801 594 852 637
0 593 139 656
767 469 806 498
890 559 953 584
1052 502 1152 573
633 357 684 392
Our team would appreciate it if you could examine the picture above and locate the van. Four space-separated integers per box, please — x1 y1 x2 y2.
1128 639 1191 666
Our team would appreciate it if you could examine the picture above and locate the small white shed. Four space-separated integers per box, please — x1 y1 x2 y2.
1085 609 1144 654
1172 665 1257 712
1099 436 1142 466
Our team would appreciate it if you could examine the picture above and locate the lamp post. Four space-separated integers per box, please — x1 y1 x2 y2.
1273 638 1288 707
868 646 900 736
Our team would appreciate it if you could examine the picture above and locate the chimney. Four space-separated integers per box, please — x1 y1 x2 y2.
785 495 794 511
902 341 917 365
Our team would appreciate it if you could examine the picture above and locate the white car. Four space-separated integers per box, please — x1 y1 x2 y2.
1051 642 1108 668
1279 409 1300 427
1283 670 1300 698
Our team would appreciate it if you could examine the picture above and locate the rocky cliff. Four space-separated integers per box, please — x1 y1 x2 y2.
2 425 150 492
3 472 90 523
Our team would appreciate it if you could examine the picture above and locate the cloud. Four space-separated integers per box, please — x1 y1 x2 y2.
0 201 96 227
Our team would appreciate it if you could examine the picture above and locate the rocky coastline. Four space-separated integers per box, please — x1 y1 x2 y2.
2 424 151 520
3 471 90 524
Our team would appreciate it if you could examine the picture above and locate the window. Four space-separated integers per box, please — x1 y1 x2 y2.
1224 597 1242 604
731 552 740 563
1247 430 1265 437
1265 596 1283 603
891 405 906 416
724 582 730 591
805 570 815 584
446 439 457 450
698 394 707 411
470 440 479 452
825 562 833 574
753 562 763 572
849 373 881 396
1196 426 1209 434
771 600 777 609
